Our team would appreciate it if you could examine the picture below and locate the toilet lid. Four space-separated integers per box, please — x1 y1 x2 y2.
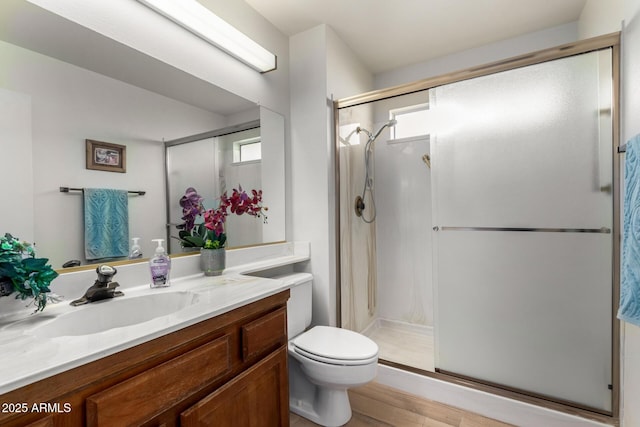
292 326 378 364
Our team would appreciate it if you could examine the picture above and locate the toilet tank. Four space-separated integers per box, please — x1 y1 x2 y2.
272 273 313 338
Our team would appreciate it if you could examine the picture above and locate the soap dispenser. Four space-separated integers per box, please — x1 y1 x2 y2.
129 237 142 259
149 239 171 288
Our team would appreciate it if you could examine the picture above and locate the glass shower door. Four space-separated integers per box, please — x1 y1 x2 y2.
431 49 614 412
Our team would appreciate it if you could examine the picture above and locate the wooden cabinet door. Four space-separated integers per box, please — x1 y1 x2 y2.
87 334 232 426
241 307 287 362
181 346 289 427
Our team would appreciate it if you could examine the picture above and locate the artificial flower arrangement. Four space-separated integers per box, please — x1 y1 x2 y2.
0 233 59 312
176 186 268 249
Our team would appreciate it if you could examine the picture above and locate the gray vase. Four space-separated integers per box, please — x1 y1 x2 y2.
200 248 225 276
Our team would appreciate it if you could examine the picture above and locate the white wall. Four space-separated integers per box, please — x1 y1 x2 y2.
0 89 33 243
0 40 224 268
375 22 579 90
290 26 332 325
326 28 375 100
260 107 286 244
290 24 373 326
579 0 624 39
621 0 640 424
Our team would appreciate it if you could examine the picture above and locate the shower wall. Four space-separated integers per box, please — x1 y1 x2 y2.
338 104 377 333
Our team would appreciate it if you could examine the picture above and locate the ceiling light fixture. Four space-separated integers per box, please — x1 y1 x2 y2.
136 0 277 73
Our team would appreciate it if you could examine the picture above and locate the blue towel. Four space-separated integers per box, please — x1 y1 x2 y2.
84 188 129 261
619 135 640 326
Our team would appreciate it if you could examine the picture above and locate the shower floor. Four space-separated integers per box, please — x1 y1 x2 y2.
363 319 434 372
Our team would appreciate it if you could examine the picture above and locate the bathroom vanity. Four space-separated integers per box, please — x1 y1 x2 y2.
0 243 310 426
0 289 289 426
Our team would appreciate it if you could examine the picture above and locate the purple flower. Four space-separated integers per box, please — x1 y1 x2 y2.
179 187 204 232
175 186 268 249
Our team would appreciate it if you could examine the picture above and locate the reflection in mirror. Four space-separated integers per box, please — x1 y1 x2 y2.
165 107 285 254
0 3 285 270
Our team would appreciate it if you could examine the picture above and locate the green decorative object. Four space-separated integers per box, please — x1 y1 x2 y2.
0 233 59 312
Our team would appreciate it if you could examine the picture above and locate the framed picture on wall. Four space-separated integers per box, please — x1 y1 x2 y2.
86 139 126 173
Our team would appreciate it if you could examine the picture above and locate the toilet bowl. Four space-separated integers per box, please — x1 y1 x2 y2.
278 273 379 427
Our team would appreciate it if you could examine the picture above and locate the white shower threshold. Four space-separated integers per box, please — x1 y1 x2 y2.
375 364 611 427
362 318 434 372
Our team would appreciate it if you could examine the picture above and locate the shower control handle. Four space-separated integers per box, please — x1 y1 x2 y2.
355 196 365 217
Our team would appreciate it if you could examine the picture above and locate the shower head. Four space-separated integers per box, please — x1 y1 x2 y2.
356 119 397 142
355 126 370 138
372 119 397 140
339 127 360 146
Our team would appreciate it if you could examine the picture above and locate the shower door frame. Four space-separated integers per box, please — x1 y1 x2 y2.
334 32 621 423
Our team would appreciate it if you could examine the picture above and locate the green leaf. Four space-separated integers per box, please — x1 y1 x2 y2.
0 264 18 279
195 223 208 239
23 257 47 271
182 235 205 247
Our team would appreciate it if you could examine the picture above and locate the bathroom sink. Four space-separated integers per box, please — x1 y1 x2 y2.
22 291 200 338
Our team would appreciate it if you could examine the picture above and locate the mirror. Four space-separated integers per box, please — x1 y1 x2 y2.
0 2 286 269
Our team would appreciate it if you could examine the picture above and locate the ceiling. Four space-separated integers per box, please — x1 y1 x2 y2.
245 0 588 74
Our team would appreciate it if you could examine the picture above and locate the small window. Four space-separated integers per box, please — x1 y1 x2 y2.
233 137 261 163
389 103 429 141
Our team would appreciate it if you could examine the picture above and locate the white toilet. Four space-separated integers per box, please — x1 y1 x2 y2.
280 273 379 427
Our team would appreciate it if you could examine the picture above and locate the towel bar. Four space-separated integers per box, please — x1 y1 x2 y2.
60 187 145 195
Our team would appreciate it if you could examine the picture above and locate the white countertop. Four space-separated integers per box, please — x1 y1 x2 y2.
0 242 309 395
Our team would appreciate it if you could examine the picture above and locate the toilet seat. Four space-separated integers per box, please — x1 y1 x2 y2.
292 326 378 366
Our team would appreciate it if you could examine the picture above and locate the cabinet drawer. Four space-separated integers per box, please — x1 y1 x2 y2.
241 307 287 361
86 334 231 426
180 346 289 426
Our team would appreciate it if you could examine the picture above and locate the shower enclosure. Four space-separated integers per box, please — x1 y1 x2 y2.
336 33 619 418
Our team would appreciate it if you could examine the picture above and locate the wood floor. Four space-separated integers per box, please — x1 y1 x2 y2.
289 382 514 427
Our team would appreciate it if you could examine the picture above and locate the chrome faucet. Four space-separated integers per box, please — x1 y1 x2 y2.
70 264 124 306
